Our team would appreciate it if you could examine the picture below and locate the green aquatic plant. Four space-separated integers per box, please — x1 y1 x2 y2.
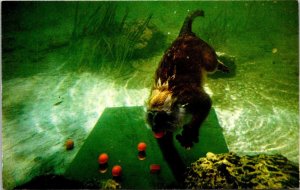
196 9 230 50
195 3 254 50
68 2 154 76
101 14 152 68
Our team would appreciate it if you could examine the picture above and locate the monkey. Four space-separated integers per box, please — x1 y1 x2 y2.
146 10 229 149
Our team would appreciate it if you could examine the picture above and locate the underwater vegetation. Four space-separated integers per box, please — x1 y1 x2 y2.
68 2 166 76
16 151 299 189
2 1 298 189
101 179 121 189
185 152 299 189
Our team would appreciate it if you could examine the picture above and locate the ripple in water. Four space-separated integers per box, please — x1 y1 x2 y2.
2 72 149 189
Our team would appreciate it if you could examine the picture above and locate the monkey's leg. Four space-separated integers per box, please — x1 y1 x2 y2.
176 91 212 148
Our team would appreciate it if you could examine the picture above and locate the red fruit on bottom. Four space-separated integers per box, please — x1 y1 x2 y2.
112 165 122 177
98 153 109 164
65 139 74 150
150 164 161 173
137 142 147 151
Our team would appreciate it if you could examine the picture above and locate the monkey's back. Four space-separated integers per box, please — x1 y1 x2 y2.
155 34 216 90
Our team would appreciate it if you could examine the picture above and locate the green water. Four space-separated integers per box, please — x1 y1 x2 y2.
2 1 299 189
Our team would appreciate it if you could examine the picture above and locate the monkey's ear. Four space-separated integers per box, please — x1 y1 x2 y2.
217 59 230 73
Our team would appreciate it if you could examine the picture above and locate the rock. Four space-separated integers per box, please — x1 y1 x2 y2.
124 20 167 59
206 152 218 162
184 152 299 189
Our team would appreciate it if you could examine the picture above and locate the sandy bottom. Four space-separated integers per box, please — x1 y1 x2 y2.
2 20 299 190
2 71 150 188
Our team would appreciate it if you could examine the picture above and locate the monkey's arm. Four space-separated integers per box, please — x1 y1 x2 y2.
175 90 212 148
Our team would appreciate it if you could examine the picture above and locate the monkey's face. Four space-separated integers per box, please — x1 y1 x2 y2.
146 88 178 137
146 110 176 138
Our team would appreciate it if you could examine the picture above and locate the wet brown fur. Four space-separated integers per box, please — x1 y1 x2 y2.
146 10 228 148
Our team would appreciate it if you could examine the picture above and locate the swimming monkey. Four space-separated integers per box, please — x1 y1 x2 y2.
146 10 229 148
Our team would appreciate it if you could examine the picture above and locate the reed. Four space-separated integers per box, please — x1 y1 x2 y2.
197 10 230 50
68 2 153 76
196 5 255 50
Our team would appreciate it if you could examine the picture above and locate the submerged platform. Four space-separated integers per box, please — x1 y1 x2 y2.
65 106 228 188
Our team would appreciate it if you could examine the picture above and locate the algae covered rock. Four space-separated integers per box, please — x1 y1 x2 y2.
101 179 121 189
185 152 299 189
124 20 166 59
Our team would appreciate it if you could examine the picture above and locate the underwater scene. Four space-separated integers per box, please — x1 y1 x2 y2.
2 1 299 189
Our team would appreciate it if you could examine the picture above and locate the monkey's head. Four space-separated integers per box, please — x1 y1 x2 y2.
146 81 180 138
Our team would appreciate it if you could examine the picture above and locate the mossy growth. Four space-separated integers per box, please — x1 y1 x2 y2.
101 179 121 189
185 152 299 189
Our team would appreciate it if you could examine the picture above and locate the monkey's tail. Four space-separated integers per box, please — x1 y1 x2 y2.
179 10 204 36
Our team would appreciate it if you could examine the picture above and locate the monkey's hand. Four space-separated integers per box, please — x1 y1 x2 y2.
217 60 230 73
176 124 199 149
